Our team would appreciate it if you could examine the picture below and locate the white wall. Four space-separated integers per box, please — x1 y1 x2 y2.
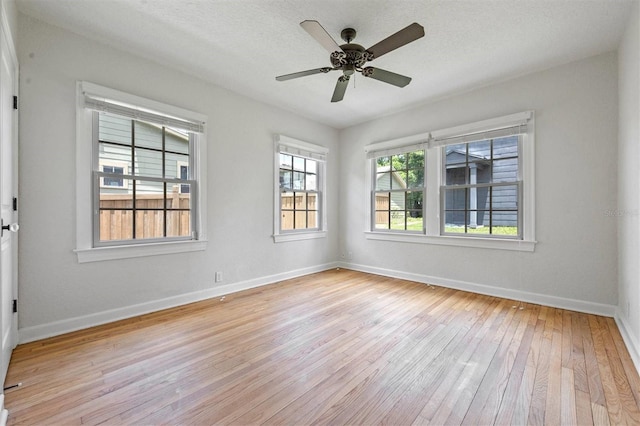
1 0 16 45
339 52 619 312
17 14 339 339
617 1 640 367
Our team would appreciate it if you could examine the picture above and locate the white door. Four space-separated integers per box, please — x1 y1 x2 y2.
0 18 18 389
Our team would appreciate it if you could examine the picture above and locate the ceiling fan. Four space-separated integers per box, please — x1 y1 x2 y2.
276 20 425 102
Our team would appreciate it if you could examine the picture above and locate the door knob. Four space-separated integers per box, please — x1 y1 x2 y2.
1 220 18 237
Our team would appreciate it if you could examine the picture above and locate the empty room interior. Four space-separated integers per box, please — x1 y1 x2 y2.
0 0 639 424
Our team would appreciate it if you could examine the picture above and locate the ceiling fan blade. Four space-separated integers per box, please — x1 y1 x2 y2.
362 67 412 87
331 76 350 102
300 20 344 54
276 67 334 81
365 23 425 59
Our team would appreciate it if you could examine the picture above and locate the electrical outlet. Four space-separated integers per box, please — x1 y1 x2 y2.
215 272 223 283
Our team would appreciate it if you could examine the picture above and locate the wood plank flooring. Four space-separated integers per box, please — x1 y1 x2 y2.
4 269 640 425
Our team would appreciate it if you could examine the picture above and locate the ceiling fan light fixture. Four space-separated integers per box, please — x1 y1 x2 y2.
276 20 425 102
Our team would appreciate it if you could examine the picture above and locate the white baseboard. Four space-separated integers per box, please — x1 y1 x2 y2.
19 262 340 344
614 309 640 374
338 261 617 317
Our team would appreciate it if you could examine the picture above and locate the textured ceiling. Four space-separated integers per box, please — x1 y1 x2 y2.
16 0 635 129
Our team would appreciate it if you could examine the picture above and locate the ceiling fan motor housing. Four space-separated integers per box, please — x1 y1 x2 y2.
330 43 372 70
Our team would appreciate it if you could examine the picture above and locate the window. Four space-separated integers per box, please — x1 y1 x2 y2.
75 81 208 262
365 111 535 251
273 135 328 242
442 136 520 238
373 149 425 231
95 113 195 244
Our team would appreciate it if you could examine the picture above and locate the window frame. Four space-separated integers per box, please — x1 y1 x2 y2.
273 134 328 243
365 111 536 252
75 81 208 263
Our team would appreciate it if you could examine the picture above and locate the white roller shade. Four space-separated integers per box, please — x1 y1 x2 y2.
84 94 205 133
365 141 427 160
428 111 532 148
275 135 328 162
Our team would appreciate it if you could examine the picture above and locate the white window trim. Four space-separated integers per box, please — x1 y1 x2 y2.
74 81 208 263
273 134 328 243
364 111 536 252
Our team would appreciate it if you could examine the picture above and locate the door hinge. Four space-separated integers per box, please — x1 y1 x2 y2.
12 299 17 314
12 95 17 110
12 197 17 211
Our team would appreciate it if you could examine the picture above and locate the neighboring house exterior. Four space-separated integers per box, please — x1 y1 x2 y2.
375 165 408 212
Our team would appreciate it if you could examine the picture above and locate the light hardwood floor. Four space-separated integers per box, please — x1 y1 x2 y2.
4 269 640 425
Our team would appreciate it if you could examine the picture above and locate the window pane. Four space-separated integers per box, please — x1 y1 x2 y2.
280 170 292 190
444 188 467 211
492 158 518 183
392 171 407 190
407 171 423 188
135 210 165 239
294 193 307 209
99 113 131 145
134 121 162 150
281 191 294 211
446 167 466 185
166 211 191 237
467 140 491 163
445 144 466 166
99 142 131 166
293 156 305 171
307 193 318 210
467 211 489 230
390 192 405 210
376 156 390 169
99 180 133 208
407 191 423 212
294 211 307 229
407 151 424 170
493 136 519 159
305 173 317 191
165 128 189 154
492 185 518 210
135 181 164 210
135 147 163 178
280 154 292 169
99 209 133 241
376 172 391 190
375 209 389 229
392 153 406 170
491 212 519 236
307 210 318 229
306 160 317 174
293 172 305 190
166 152 189 179
166 185 191 209
390 211 406 230
281 209 294 230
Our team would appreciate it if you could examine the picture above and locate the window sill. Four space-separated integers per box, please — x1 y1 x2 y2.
273 231 327 243
74 239 208 263
364 232 536 252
